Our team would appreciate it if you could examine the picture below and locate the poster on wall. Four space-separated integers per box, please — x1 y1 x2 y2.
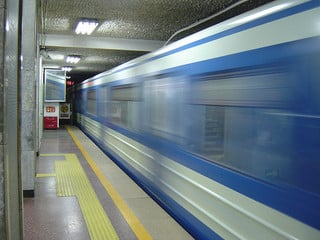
60 103 71 119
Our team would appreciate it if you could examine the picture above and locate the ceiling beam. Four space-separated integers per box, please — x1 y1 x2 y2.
41 34 165 52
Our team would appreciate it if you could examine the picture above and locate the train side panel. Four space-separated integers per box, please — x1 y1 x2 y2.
74 1 320 239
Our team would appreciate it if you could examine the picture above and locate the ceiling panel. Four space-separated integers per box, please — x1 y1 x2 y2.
38 0 274 83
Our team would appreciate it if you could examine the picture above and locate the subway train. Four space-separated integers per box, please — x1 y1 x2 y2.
73 0 320 239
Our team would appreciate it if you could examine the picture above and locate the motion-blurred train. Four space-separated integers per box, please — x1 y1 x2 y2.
73 0 320 239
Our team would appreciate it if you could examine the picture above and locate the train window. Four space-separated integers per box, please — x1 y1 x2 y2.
75 90 84 113
186 67 311 188
111 84 140 101
144 77 187 144
80 91 86 113
186 105 225 163
191 67 293 108
110 84 141 130
187 104 297 185
87 89 97 116
98 86 108 118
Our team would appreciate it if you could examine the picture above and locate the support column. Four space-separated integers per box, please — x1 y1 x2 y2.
21 0 37 197
38 56 44 151
1 0 23 239
0 0 5 237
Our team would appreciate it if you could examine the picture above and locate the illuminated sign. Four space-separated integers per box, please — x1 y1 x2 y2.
46 106 56 113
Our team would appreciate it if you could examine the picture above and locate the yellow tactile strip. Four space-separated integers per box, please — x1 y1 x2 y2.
36 173 56 177
66 126 153 240
41 153 119 240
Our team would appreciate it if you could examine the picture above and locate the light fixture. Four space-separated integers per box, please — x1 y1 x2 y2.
75 19 99 35
62 66 72 72
66 56 80 64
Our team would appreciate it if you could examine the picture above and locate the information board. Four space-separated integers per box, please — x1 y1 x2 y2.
45 69 66 102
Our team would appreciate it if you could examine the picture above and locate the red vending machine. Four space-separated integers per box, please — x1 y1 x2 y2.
43 103 59 129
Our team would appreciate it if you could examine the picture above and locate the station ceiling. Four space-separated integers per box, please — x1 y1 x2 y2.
38 0 274 83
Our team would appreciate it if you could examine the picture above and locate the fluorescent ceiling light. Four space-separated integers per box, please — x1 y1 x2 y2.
66 56 80 64
48 52 65 61
43 64 60 69
62 66 72 72
75 19 99 35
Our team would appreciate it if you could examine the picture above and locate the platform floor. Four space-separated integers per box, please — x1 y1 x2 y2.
23 125 194 240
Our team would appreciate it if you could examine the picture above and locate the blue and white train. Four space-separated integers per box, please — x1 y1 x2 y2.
73 0 320 239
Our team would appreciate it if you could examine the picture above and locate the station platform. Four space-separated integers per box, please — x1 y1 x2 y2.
23 125 194 240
